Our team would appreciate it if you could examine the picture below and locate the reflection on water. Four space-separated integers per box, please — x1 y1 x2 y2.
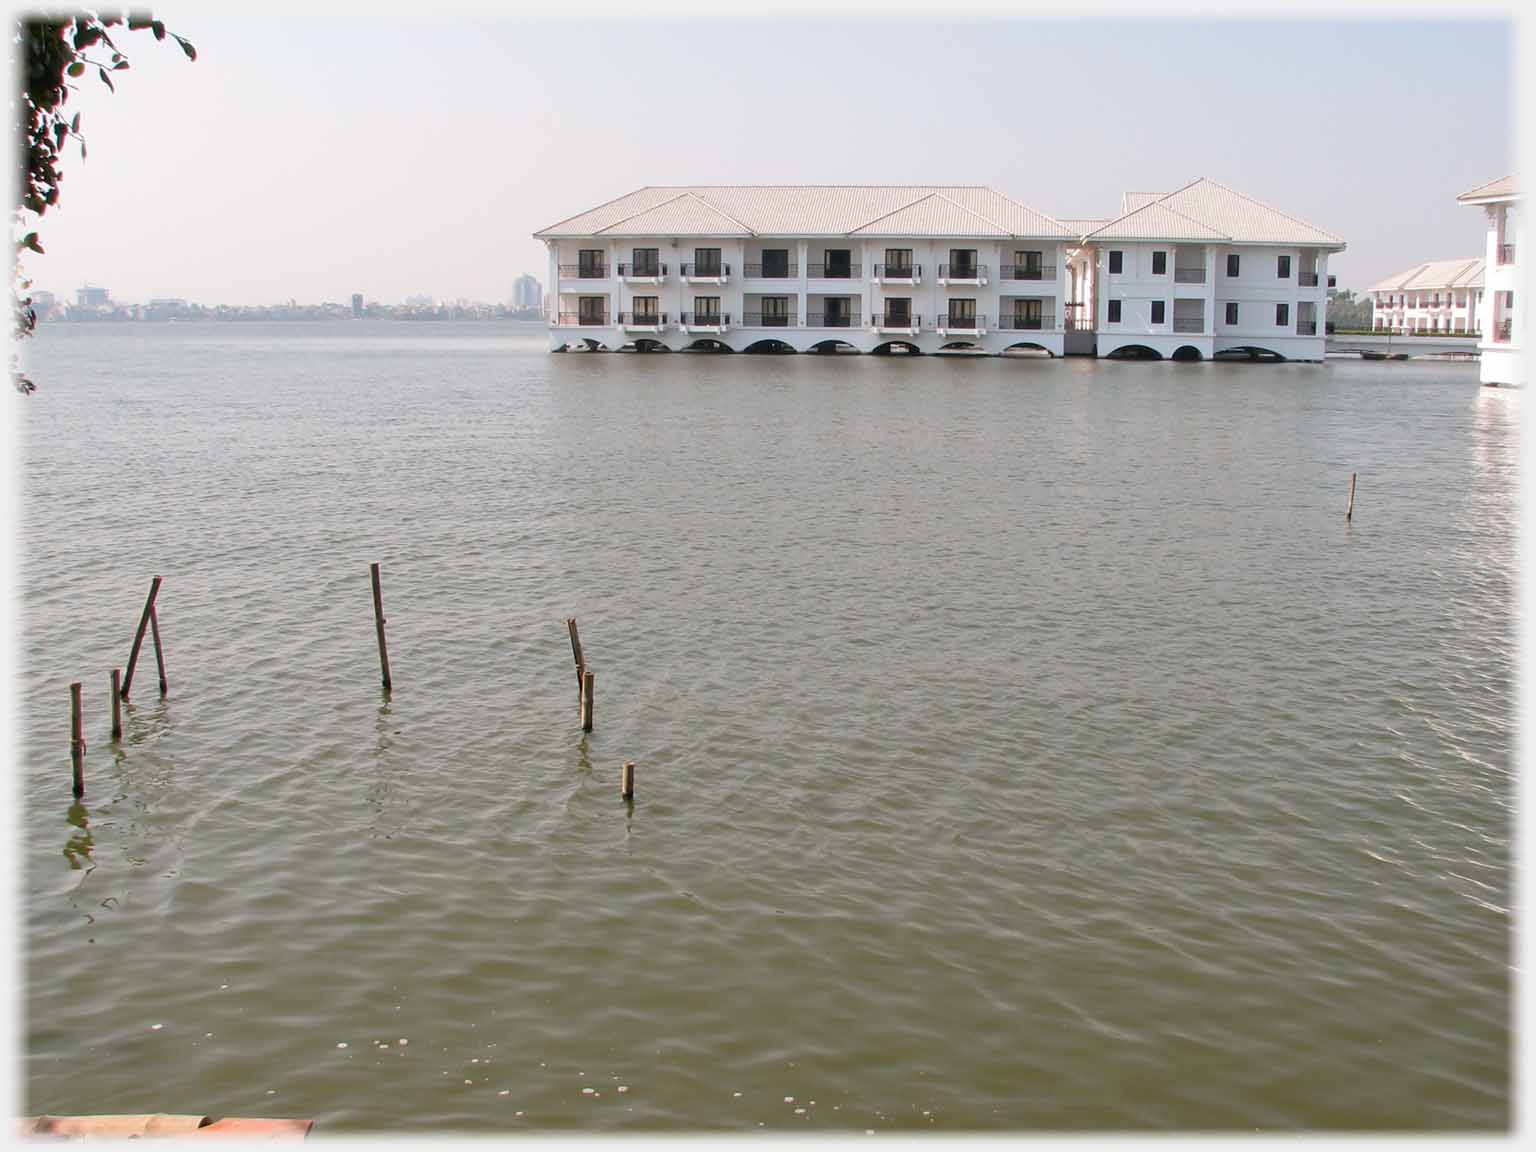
19 324 1513 1132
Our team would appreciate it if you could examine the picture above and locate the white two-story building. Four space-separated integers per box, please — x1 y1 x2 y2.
537 179 1344 361
1457 175 1522 386
537 186 1076 356
1066 179 1343 362
1367 259 1483 333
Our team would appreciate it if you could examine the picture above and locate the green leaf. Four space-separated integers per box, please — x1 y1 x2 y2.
22 233 45 254
70 112 80 133
176 37 196 62
66 61 85 77
98 68 115 92
114 59 130 69
151 20 165 40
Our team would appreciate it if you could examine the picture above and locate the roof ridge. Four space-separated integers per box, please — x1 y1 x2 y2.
930 190 1012 235
962 187 1075 237
1180 176 1344 245
592 190 694 234
846 190 944 233
682 190 757 236
1083 181 1228 240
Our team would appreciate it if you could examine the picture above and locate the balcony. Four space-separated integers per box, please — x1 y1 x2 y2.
808 263 862 279
1499 244 1516 265
1297 320 1317 335
617 263 666 283
998 314 1055 331
937 263 988 286
999 264 1055 282
1065 314 1095 332
744 262 798 279
872 263 921 284
741 312 798 328
619 311 667 331
555 311 610 327
1299 272 1320 287
679 311 730 332
680 263 729 284
1172 317 1204 333
1174 267 1206 283
559 264 608 280
937 313 988 335
873 312 921 334
1496 319 1513 343
806 311 861 328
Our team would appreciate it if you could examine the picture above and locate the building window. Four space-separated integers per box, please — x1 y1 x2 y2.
949 249 978 277
1109 250 1123 274
1151 300 1165 324
1108 299 1122 323
1225 302 1239 325
633 295 658 321
693 248 722 276
761 296 789 326
884 248 913 275
632 248 659 276
1277 254 1291 278
1016 250 1044 279
761 249 790 277
1226 253 1240 277
578 249 605 278
694 296 721 320
578 296 606 324
1276 303 1289 326
1152 251 1167 275
948 298 976 323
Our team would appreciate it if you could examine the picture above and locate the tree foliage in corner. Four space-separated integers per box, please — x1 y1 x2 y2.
13 11 195 393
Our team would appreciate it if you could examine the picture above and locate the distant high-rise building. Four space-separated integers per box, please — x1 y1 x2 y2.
351 292 364 318
31 289 57 319
512 274 542 312
76 285 110 308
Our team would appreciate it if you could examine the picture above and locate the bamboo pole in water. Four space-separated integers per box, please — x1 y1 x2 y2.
70 682 84 797
1347 472 1357 521
371 562 393 691
149 606 167 696
620 760 634 800
567 617 585 693
120 576 162 700
110 669 122 740
581 669 594 733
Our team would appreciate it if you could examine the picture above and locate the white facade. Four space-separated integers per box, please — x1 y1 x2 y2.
1458 176 1523 386
1368 259 1483 334
536 181 1344 362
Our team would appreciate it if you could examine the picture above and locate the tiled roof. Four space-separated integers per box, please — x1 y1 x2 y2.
535 186 1073 239
1056 218 1109 234
1456 175 1519 202
1368 257 1484 293
1085 177 1345 247
1122 192 1165 212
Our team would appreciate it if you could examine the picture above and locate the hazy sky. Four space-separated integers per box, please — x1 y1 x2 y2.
21 14 1512 306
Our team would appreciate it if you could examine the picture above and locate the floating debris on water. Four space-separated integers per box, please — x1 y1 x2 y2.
795 1107 806 1115
336 1042 348 1049
733 1092 742 1098
398 1039 408 1045
582 1088 595 1096
784 1096 794 1104
498 1090 510 1097
150 1024 163 1031
617 1086 628 1094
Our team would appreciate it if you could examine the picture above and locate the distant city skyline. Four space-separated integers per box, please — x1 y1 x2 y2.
18 16 1511 305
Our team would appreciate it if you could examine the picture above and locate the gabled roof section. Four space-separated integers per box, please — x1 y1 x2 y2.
1122 192 1165 213
1457 175 1519 203
1084 198 1227 242
849 192 1010 237
593 192 753 237
535 185 1073 239
1083 177 1344 248
1368 257 1484 293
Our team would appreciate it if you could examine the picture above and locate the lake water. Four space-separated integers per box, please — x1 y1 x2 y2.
16 321 1515 1131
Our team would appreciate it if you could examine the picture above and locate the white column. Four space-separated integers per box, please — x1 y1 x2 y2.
547 241 558 323
797 240 808 328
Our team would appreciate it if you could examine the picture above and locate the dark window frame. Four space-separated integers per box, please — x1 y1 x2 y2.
1151 300 1165 324
1225 302 1239 325
1108 299 1122 323
1109 250 1123 274
1226 253 1240 277
1152 251 1167 276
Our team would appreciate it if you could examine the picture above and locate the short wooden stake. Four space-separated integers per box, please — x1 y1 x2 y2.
1346 472 1357 521
581 669 594 732
149 606 167 696
567 617 585 691
620 761 635 800
110 669 122 740
370 562 393 690
120 575 162 700
69 682 84 797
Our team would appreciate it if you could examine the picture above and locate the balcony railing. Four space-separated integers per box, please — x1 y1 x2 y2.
938 313 987 330
1065 314 1095 331
1299 272 1320 287
1497 319 1513 342
679 311 730 327
997 314 1055 331
873 263 920 280
1172 317 1204 333
680 263 729 278
999 264 1055 281
741 312 798 327
619 311 667 327
1297 320 1317 335
1173 267 1206 283
808 263 862 279
560 264 608 279
938 263 987 281
743 262 798 278
873 312 920 329
617 263 666 278
556 311 610 326
806 311 861 328
1499 244 1516 265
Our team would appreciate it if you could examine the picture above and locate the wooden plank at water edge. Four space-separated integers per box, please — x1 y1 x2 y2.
20 1114 314 1139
